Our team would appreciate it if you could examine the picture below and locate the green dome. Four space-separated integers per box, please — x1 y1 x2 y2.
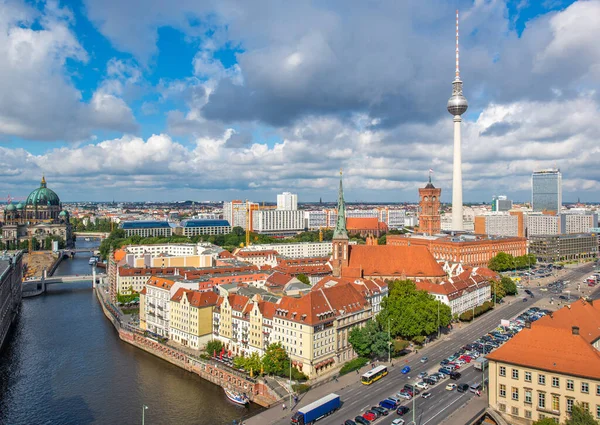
6 203 16 211
26 176 60 207
16 203 24 209
59 210 68 216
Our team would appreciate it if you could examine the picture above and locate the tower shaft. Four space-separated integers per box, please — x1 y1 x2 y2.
452 115 463 231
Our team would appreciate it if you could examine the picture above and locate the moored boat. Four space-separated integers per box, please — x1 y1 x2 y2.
224 388 249 406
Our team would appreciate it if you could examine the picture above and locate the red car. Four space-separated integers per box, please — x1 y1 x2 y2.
363 411 376 421
459 355 472 363
448 362 461 370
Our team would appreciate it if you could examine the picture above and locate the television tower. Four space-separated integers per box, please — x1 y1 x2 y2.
447 10 468 231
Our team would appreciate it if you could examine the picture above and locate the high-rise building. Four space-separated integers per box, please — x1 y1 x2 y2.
277 192 298 210
474 213 521 237
532 169 562 213
418 174 442 235
251 210 305 233
447 10 468 231
223 200 258 230
491 195 512 212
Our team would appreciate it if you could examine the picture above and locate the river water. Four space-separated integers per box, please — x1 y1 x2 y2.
0 239 262 425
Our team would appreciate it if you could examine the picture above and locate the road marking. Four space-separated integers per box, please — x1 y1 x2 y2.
421 394 471 425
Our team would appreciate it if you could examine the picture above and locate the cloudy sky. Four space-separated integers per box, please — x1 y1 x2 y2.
0 0 598 203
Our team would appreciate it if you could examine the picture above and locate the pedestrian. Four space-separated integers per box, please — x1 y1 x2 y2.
282 403 286 410
334 375 339 382
356 369 359 375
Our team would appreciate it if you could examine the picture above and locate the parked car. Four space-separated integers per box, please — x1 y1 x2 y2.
396 392 411 400
392 419 405 425
372 406 388 416
416 381 429 390
450 371 462 380
380 399 398 410
344 420 357 425
418 371 428 379
362 411 376 421
396 406 410 416
424 377 437 386
421 392 432 399
366 409 381 419
439 359 450 366
438 367 452 375
446 383 457 391
401 366 411 374
523 297 528 302
354 416 370 425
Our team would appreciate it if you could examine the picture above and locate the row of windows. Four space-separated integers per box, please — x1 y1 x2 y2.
499 385 596 415
499 367 597 394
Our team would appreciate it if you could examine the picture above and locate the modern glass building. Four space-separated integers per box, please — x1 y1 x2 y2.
531 169 562 212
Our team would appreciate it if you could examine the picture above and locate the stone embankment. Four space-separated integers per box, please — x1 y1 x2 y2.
95 285 280 407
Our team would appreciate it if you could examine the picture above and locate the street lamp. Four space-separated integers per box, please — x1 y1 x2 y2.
388 316 391 364
437 302 440 339
289 359 292 408
142 405 148 425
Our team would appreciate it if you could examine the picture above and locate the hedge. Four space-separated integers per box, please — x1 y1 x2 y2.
339 357 369 376
459 301 495 322
292 383 311 394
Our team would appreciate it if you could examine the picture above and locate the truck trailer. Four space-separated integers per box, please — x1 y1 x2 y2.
473 357 488 371
290 393 341 425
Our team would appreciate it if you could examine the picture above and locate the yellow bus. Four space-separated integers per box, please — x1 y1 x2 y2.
361 365 388 385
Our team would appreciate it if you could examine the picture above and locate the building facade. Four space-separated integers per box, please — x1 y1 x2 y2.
474 213 520 238
223 200 259 230
418 177 442 235
179 219 232 236
277 192 298 210
169 289 218 350
532 169 562 213
487 299 600 425
0 251 23 351
238 242 334 258
387 234 527 268
120 221 174 237
528 234 598 263
492 195 513 212
251 209 305 233
2 177 73 249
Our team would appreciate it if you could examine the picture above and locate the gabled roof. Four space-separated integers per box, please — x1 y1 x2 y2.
266 271 295 287
533 298 600 344
171 288 220 307
313 276 387 297
227 294 251 312
147 276 175 290
258 301 277 320
344 245 445 278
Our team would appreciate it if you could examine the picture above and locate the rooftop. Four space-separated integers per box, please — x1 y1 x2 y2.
182 219 231 228
121 221 174 229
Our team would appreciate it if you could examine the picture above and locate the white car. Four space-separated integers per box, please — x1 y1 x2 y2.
455 359 466 365
392 419 405 425
445 383 457 391
396 392 411 400
415 381 429 390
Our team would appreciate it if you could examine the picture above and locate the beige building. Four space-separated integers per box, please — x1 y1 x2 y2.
133 254 213 269
213 282 372 378
169 289 218 350
487 299 600 424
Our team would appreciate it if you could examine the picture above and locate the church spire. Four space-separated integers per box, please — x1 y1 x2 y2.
40 175 47 188
333 169 348 239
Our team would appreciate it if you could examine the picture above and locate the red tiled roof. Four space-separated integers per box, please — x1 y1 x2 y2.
114 249 127 262
313 276 387 298
344 245 445 278
346 217 381 230
266 272 295 287
227 294 251 312
533 298 600 344
487 326 600 380
416 274 489 300
139 287 147 295
147 276 175 289
218 250 235 259
258 301 277 319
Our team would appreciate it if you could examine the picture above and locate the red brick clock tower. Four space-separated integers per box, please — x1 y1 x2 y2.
418 173 442 235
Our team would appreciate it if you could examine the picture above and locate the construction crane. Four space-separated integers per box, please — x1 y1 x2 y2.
245 200 250 248
319 227 323 242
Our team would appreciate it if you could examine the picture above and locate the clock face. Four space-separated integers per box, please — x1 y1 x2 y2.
432 196 436 201
424 196 429 201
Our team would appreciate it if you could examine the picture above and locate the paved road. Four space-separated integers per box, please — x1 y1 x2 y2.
269 263 597 425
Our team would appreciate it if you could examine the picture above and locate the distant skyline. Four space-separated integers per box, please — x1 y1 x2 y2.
2 0 599 202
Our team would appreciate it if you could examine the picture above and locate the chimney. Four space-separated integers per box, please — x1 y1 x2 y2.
525 321 531 329
572 326 580 335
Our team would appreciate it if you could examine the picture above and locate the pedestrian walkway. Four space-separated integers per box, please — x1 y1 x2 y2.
439 395 488 425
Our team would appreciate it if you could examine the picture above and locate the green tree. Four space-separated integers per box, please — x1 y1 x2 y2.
205 340 223 356
348 320 390 359
564 403 600 425
532 418 561 425
501 276 518 295
378 280 452 340
232 226 245 237
490 279 506 301
262 343 289 375
488 252 515 272
378 235 387 245
296 274 310 285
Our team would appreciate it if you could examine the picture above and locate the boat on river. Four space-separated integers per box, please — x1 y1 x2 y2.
224 389 249 406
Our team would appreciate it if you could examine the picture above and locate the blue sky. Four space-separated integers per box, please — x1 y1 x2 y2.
1 0 599 203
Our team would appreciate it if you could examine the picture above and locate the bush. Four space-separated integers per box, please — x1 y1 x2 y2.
292 383 311 394
459 310 473 322
393 339 410 356
339 357 369 376
412 335 426 345
290 368 308 381
459 301 495 322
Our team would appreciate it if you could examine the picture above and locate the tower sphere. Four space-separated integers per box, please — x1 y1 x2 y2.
447 91 468 116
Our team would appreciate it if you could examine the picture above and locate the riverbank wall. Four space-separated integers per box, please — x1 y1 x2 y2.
94 286 280 408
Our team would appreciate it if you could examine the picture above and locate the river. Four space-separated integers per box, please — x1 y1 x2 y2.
0 239 262 425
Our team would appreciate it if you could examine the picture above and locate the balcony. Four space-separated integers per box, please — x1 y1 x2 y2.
148 302 156 308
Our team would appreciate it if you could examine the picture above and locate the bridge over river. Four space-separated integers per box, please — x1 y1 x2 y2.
22 271 107 297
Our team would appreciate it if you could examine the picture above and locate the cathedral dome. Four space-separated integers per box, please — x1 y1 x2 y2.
6 203 16 212
26 176 60 207
16 203 24 209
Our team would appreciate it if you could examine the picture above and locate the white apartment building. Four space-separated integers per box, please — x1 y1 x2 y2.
252 210 305 233
417 272 492 316
526 213 598 236
564 212 598 234
239 242 335 258
277 192 298 210
304 208 406 231
476 213 520 237
223 200 258 229
124 243 206 257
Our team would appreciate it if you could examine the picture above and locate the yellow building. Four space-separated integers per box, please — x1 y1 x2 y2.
133 254 213 269
487 299 600 424
213 282 371 378
139 287 147 330
169 289 219 350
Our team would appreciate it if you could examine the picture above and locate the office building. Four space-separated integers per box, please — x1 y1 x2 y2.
238 242 335 258
492 195 513 212
532 169 562 213
474 213 521 238
178 219 232 236
277 192 298 210
487 299 600 425
120 221 175 237
528 233 598 263
526 213 598 237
